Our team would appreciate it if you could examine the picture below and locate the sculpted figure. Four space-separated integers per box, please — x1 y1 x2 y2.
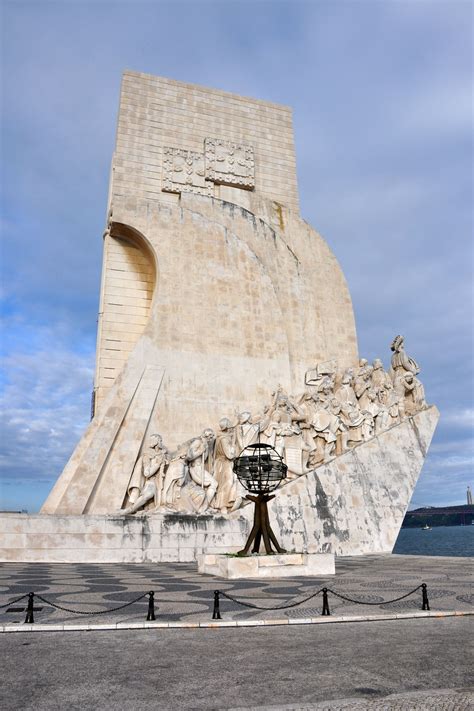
184 428 219 513
355 358 372 379
305 396 341 463
390 335 420 380
213 418 241 513
394 372 426 418
316 376 335 406
327 398 350 454
122 434 169 514
365 388 386 435
241 388 305 476
378 387 400 428
354 363 373 410
335 369 357 409
271 386 306 425
371 358 392 395
361 410 375 440
410 374 426 412
161 451 188 508
339 403 366 448
236 411 268 451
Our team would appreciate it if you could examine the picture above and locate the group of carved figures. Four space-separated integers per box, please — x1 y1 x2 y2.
121 336 426 517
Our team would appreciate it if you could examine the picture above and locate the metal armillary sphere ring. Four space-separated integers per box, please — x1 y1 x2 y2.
233 442 288 556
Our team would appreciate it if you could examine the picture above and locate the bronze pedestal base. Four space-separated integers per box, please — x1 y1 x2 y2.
238 493 287 556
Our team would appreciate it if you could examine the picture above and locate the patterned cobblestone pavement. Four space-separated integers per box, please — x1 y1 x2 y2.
0 554 472 627
229 688 474 710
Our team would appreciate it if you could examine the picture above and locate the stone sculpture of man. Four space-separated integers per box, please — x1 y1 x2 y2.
235 411 267 451
339 403 366 448
394 372 426 418
371 358 392 396
122 434 169 514
390 335 420 380
365 388 385 434
185 428 219 513
354 364 373 411
213 418 241 513
335 369 357 409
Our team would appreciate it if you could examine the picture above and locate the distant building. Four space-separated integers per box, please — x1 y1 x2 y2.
468 486 473 505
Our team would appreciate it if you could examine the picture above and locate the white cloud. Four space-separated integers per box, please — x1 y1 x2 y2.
441 408 474 429
0 321 95 507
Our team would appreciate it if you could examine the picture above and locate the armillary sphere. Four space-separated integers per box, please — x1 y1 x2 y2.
233 442 287 556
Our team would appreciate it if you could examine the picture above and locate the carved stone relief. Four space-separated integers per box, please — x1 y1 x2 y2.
162 147 213 196
162 138 255 196
204 138 255 190
120 337 429 517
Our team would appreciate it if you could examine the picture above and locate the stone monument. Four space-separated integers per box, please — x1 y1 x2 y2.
0 71 439 563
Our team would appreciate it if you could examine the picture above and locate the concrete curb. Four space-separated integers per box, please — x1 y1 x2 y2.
1 610 471 633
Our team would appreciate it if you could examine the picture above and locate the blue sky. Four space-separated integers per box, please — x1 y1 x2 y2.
1 0 473 512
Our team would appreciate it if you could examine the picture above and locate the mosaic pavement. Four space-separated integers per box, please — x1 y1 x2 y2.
0 554 472 627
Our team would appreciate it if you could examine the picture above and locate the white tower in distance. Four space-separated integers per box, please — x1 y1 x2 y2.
467 486 473 505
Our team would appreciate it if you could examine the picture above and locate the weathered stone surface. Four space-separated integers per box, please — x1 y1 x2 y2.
197 552 335 578
4 408 438 562
265 406 440 555
42 192 358 515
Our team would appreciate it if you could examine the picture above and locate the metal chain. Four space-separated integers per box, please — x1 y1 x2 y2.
0 593 29 609
326 585 423 606
220 584 424 611
219 588 324 611
34 592 149 616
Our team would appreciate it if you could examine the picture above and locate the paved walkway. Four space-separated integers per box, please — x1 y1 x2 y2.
1 619 472 709
0 554 471 629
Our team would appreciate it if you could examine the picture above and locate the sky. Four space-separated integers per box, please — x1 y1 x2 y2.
1 0 473 513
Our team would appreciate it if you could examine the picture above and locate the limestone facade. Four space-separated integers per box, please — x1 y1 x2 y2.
113 71 299 212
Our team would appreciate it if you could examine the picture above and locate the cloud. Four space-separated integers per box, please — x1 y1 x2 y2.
441 409 474 429
0 318 95 510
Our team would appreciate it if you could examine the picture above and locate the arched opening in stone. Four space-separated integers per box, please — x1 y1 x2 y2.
93 223 157 412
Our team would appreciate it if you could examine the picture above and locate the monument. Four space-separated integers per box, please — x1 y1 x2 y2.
0 71 439 563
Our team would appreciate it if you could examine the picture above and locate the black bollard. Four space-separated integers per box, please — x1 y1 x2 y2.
212 590 222 620
321 588 330 616
147 591 156 621
25 592 35 624
421 583 430 611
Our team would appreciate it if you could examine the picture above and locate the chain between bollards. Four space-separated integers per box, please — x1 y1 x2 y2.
24 592 35 624
212 590 221 619
212 582 431 620
19 590 155 623
421 583 430 611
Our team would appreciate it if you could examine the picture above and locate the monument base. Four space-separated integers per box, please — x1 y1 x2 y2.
197 552 335 579
0 409 439 563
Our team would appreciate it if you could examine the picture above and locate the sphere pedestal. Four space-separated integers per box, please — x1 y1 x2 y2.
198 552 336 579
238 493 286 556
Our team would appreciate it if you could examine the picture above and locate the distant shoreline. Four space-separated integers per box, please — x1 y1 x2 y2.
402 504 473 528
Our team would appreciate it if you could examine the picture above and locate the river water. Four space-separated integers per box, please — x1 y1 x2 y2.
393 525 474 557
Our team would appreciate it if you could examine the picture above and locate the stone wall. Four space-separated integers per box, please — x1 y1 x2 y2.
113 71 299 214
